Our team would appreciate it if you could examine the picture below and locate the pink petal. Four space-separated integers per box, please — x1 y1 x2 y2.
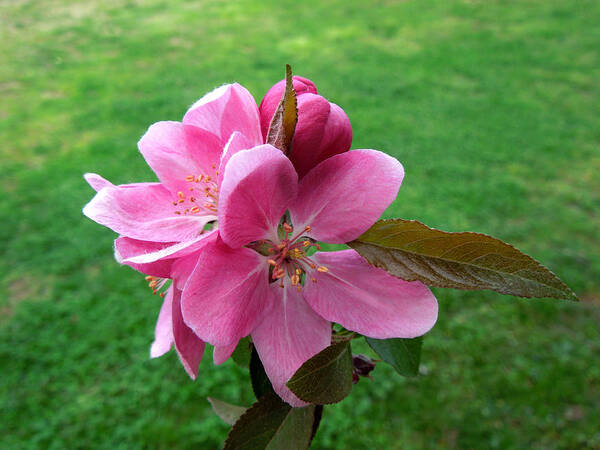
150 287 174 358
259 76 318 140
213 342 238 365
138 121 223 194
290 94 352 179
303 250 438 339
114 231 217 278
84 173 114 192
172 287 206 379
181 236 273 346
289 150 404 244
183 83 262 147
218 145 297 248
171 252 203 291
252 283 331 407
83 183 215 242
217 131 253 188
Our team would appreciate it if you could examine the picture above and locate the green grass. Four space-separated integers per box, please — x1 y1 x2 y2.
1 0 599 448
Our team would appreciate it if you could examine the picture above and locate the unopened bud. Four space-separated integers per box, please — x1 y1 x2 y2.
352 354 376 382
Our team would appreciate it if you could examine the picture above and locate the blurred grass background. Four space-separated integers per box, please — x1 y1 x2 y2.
1 0 599 448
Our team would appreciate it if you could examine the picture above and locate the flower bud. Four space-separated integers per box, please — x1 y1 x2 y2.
259 76 352 178
352 354 376 383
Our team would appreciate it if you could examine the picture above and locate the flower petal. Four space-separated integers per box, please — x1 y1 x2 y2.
181 236 273 346
84 173 114 192
183 83 262 146
304 250 438 339
114 230 217 278
83 183 215 242
213 342 238 365
150 287 174 358
218 145 298 248
259 76 318 141
289 150 404 243
252 283 331 407
217 131 253 188
172 287 206 379
289 94 352 179
138 121 223 194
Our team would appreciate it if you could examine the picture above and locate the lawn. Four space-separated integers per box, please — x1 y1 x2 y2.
1 0 599 448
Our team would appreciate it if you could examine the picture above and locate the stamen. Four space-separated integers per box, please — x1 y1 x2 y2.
185 175 195 182
283 223 293 234
317 266 329 273
190 206 201 213
267 259 278 266
177 191 185 199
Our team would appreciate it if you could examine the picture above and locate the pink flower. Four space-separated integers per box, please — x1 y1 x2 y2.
180 145 438 406
259 76 352 179
83 83 266 374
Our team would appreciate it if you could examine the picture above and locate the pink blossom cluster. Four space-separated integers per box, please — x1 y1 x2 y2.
83 76 437 406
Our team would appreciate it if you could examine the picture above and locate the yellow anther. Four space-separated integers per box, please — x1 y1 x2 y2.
190 206 201 213
178 199 184 204
304 225 311 232
205 175 211 182
291 274 300 286
145 276 154 281
267 259 278 266
302 240 310 247
185 175 195 182
196 175 204 182
149 280 158 288
174 211 181 215
295 268 302 275
177 191 185 199
184 208 189 214
317 266 329 273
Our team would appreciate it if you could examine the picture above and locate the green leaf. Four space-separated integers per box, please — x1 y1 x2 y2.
224 392 316 450
207 397 246 426
266 64 298 155
250 345 274 400
231 337 252 369
286 341 353 405
365 336 423 377
348 219 577 301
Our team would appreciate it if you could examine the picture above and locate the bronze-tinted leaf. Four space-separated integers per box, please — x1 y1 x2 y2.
207 397 246 426
349 219 577 300
286 341 353 405
266 64 298 155
224 392 316 450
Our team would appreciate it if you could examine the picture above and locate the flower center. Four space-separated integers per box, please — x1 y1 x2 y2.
263 223 328 291
172 167 219 216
